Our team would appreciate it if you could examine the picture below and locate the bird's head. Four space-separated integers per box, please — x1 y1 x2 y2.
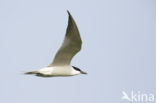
72 66 87 75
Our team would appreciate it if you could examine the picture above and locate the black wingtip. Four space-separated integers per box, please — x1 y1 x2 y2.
67 10 71 16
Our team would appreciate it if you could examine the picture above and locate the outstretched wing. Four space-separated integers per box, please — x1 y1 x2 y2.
49 11 82 66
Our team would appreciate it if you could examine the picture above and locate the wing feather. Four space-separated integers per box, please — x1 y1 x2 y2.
49 11 82 66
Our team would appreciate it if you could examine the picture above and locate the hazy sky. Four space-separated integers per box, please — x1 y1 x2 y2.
0 0 156 103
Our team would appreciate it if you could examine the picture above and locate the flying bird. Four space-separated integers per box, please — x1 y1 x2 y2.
25 11 87 77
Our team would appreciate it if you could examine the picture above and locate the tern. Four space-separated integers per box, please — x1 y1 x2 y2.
25 11 87 77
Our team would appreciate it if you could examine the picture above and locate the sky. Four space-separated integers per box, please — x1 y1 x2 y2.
0 0 156 103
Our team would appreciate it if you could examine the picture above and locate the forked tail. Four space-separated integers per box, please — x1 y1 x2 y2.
24 71 37 75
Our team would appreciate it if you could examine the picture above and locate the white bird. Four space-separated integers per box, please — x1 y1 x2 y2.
25 11 87 77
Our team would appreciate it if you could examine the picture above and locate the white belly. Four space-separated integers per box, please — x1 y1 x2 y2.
38 66 74 76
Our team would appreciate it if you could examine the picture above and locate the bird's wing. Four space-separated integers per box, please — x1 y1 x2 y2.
49 11 82 66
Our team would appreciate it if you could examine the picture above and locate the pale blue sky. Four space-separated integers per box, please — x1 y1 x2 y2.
0 0 156 103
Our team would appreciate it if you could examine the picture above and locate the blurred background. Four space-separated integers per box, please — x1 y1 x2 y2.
0 0 156 103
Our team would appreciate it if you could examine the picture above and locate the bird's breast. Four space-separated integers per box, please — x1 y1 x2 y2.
52 66 73 76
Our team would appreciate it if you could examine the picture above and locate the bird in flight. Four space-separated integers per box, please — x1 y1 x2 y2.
25 11 87 77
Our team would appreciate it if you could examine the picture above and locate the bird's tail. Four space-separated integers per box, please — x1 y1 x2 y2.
24 71 38 75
